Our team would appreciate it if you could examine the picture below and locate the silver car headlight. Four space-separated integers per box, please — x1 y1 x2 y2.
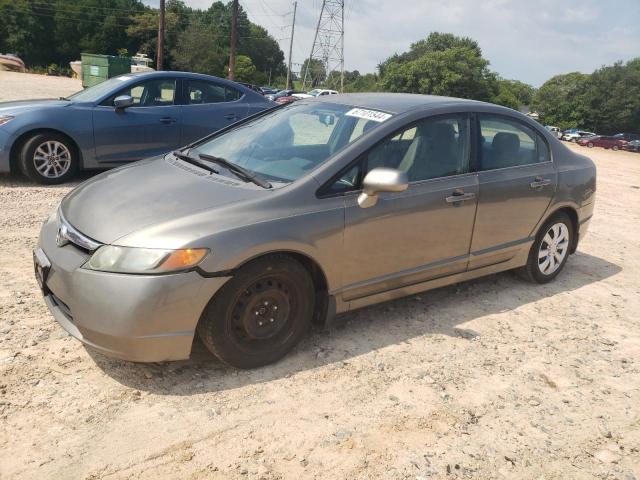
0 115 14 126
83 246 208 274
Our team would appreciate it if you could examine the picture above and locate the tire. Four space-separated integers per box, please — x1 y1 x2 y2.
197 255 315 369
519 212 573 284
587 142 594 148
19 133 78 184
570 138 577 143
612 145 619 151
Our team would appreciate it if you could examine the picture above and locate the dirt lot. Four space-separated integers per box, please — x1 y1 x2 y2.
0 73 639 479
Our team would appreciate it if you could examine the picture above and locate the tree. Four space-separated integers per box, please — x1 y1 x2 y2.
493 78 536 110
531 72 590 130
301 58 326 87
232 55 256 82
379 34 498 101
170 22 227 76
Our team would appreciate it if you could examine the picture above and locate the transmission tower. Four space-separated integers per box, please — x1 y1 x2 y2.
302 0 344 92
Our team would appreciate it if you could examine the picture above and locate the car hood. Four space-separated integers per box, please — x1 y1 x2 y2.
0 99 70 115
60 156 268 245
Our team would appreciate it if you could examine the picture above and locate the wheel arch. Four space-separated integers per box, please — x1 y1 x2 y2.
231 249 331 326
9 128 83 173
541 205 580 253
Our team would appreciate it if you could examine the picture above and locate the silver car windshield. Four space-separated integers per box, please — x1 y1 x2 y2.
192 102 391 183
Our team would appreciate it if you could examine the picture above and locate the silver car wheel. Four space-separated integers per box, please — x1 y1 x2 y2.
33 141 71 179
538 222 570 275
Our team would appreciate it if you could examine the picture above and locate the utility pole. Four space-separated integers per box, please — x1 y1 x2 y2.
285 1 297 90
156 0 165 70
228 0 238 80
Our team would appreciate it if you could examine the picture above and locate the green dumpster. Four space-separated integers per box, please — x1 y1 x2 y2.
80 53 131 88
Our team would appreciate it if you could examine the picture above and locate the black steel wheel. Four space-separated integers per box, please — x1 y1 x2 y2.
197 255 315 369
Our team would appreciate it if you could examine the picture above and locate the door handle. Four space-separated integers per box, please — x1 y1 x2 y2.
224 113 238 120
530 176 552 189
445 190 476 204
159 117 177 124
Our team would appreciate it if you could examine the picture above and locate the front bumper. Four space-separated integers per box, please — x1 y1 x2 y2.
36 215 230 362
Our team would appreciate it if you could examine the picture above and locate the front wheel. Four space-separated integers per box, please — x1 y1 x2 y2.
19 133 78 184
587 142 594 148
519 213 573 284
612 145 619 151
197 255 315 369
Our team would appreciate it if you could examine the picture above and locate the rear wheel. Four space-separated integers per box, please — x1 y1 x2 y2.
587 142 594 148
197 255 315 369
519 212 573 284
612 145 619 151
19 133 78 184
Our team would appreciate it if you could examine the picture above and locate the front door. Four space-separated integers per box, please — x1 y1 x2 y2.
339 114 478 302
469 114 557 269
93 77 182 163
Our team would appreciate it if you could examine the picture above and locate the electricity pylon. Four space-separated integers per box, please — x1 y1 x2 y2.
302 0 344 92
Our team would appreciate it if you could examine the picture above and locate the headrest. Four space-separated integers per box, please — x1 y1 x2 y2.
492 132 520 155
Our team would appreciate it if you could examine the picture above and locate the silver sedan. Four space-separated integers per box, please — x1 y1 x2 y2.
34 93 596 368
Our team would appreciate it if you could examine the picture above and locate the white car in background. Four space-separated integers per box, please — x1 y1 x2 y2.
545 126 562 139
562 130 596 142
292 89 339 99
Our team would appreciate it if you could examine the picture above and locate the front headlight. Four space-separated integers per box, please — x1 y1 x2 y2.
83 246 208 274
0 115 14 126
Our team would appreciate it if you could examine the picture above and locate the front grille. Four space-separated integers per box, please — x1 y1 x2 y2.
57 209 102 253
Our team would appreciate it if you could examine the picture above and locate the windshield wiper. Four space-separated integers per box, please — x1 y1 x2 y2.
172 151 219 175
198 153 272 189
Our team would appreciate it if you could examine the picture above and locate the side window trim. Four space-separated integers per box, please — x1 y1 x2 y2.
99 77 177 108
317 112 473 198
475 113 553 172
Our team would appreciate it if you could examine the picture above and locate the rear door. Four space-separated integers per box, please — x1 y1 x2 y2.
180 79 249 145
93 77 182 163
469 114 556 269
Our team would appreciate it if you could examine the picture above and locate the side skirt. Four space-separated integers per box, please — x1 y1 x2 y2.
334 242 532 314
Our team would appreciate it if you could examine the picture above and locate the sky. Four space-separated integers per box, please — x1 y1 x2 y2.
144 0 640 87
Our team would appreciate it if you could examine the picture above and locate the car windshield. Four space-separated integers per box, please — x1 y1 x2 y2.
192 102 391 184
66 75 135 102
308 89 321 96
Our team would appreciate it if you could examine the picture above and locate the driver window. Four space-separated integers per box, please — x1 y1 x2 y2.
102 79 176 107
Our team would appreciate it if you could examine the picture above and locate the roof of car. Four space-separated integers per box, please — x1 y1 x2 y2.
311 92 486 114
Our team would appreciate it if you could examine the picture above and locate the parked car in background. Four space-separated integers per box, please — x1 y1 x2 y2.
274 95 302 105
35 93 596 368
545 126 562 139
612 133 640 142
237 82 264 95
562 130 596 142
266 89 297 101
260 86 279 95
622 139 640 152
0 71 273 184
577 135 626 150
293 89 339 99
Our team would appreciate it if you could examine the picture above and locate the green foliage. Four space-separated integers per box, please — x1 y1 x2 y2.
301 58 326 87
530 72 590 130
0 0 286 82
378 33 498 102
493 79 536 110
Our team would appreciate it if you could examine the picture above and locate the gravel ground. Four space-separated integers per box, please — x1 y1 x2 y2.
0 74 639 479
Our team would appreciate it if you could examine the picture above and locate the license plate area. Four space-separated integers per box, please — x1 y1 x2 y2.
33 248 51 295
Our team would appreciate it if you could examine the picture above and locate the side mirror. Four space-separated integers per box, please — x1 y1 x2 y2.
358 167 408 208
114 95 134 110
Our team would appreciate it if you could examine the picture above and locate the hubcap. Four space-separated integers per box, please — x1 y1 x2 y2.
538 222 569 275
229 275 297 351
33 141 71 178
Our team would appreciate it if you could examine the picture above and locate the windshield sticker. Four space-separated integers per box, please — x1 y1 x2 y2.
345 108 392 122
